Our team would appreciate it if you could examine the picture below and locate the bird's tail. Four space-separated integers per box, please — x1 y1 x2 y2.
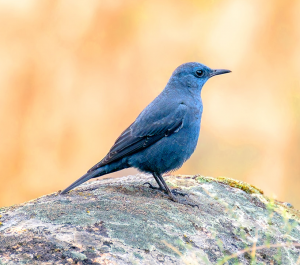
60 158 129 195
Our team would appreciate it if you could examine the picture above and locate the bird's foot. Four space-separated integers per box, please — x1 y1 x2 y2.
143 182 165 192
169 194 198 208
144 183 189 197
171 189 189 197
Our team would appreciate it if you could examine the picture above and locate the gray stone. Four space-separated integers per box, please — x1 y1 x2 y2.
1 174 300 264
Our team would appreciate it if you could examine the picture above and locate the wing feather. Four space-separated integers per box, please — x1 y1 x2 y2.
88 103 187 172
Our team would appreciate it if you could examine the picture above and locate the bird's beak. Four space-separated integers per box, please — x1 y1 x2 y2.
210 69 231 77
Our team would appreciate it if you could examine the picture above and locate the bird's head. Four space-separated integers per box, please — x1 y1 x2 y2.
168 62 231 93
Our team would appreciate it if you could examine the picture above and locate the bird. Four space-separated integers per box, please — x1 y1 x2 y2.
60 62 231 206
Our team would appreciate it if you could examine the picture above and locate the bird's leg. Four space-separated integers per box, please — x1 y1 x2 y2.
144 173 166 192
145 173 187 196
155 173 198 207
154 174 188 197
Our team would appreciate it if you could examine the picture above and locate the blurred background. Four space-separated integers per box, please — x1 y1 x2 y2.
0 0 300 208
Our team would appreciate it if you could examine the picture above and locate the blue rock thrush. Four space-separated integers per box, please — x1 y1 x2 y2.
61 62 231 206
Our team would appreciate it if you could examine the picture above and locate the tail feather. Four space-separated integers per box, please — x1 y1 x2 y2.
60 158 130 195
60 168 103 194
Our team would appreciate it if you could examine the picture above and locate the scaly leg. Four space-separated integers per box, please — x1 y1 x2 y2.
155 173 198 207
144 173 166 192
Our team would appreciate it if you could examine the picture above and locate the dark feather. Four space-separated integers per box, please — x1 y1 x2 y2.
88 103 187 172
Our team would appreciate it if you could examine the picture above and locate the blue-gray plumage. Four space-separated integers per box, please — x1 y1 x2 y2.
61 62 231 206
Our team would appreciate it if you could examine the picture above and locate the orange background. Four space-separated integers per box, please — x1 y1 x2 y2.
1 0 300 208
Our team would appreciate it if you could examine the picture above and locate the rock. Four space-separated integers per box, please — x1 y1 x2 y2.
1 174 300 264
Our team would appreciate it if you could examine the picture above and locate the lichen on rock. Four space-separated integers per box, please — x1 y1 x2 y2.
1 174 300 264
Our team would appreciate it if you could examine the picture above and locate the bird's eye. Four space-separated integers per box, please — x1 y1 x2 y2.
195 70 204 77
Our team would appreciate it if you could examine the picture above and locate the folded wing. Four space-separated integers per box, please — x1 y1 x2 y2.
88 103 188 172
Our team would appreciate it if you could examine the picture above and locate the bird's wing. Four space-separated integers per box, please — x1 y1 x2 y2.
88 103 188 172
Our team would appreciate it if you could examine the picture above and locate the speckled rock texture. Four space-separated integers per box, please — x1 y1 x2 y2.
1 174 300 265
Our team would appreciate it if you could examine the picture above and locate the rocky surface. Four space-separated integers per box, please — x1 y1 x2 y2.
1 174 300 264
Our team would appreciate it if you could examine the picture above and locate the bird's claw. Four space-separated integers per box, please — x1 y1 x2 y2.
145 183 197 207
143 182 155 188
169 193 198 208
143 182 165 192
171 189 189 197
173 198 199 208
